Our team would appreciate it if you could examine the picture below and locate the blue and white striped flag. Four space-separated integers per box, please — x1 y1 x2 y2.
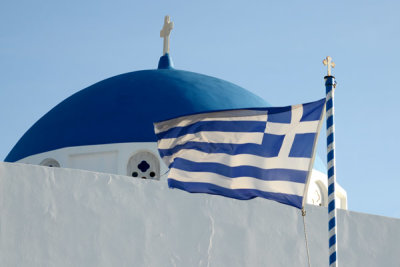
154 98 325 209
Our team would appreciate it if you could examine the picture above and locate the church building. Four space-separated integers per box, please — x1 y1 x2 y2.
1 16 400 267
4 16 347 209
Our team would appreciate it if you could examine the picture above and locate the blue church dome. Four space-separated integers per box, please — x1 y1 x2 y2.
5 55 268 162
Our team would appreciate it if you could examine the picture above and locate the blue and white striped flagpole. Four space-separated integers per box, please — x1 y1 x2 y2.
323 56 338 267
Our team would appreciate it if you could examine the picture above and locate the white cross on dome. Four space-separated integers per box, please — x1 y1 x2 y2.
160 15 174 55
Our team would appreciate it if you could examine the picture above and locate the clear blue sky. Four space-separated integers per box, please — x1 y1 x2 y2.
1 0 399 218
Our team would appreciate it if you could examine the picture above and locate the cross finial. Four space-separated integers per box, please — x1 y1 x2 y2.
160 15 174 55
323 56 335 76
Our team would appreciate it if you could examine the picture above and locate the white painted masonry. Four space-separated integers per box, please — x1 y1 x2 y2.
15 142 347 208
0 162 397 267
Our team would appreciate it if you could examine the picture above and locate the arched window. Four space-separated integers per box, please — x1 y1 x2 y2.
40 158 60 168
127 151 160 180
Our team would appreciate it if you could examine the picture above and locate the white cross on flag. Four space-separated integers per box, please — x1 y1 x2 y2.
154 98 325 209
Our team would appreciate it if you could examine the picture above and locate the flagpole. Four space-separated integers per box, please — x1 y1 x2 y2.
323 56 338 267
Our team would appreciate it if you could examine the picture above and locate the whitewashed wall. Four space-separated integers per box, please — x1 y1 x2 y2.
0 162 398 267
16 142 348 208
17 142 163 177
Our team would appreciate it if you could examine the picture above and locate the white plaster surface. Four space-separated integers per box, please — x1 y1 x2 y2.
0 162 398 267
16 142 347 208
17 142 166 177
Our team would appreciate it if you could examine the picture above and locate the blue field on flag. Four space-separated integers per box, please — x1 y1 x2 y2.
154 98 325 209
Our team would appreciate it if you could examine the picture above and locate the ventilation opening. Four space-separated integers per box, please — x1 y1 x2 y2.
127 151 160 180
40 158 60 168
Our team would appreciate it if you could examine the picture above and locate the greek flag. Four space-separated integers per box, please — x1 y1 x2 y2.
154 98 325 209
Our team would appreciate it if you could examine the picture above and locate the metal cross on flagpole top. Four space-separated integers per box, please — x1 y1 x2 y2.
323 56 336 76
323 56 338 267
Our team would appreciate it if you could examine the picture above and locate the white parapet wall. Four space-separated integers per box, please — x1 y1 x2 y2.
16 142 348 209
0 162 399 267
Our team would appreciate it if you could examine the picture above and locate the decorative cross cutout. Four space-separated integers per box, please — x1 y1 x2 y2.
323 56 335 76
160 15 174 55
